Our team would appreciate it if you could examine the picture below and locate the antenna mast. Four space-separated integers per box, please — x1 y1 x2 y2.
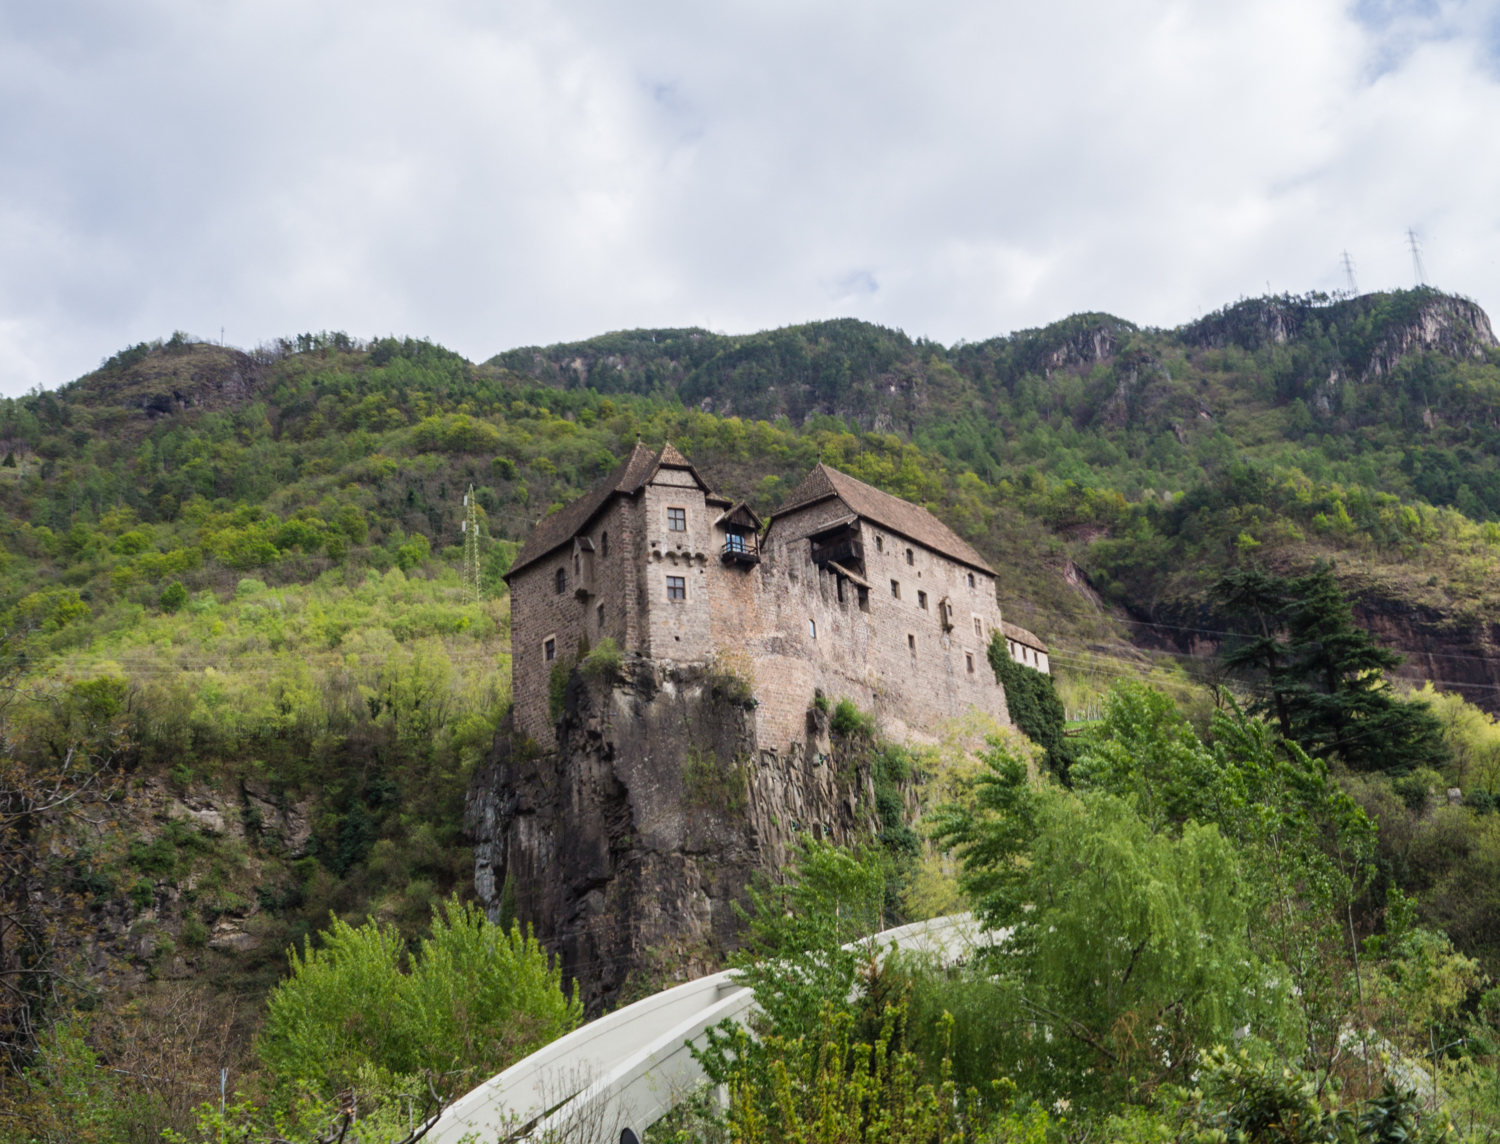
1340 251 1359 296
1407 229 1427 285
462 485 481 604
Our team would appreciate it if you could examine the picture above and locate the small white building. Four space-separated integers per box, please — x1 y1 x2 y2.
1003 620 1049 674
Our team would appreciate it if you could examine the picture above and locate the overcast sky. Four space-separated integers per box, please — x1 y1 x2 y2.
2 0 1498 396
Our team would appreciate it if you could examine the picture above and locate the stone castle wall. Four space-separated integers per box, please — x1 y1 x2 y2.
510 470 1010 747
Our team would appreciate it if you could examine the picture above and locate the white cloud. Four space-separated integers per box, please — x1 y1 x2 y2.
1 0 1498 394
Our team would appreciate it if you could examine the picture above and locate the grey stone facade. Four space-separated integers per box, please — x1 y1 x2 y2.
505 445 1015 750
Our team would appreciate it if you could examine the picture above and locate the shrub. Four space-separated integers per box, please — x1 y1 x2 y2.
580 637 623 680
395 534 431 572
158 581 188 612
258 896 579 1099
831 698 876 739
548 659 569 722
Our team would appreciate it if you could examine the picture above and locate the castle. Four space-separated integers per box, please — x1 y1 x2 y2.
505 443 1048 752
476 444 1049 1009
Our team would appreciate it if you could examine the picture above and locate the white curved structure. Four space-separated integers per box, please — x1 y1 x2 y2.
426 912 991 1144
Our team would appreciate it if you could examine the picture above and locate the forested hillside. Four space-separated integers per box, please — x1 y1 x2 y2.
4 288 1500 1139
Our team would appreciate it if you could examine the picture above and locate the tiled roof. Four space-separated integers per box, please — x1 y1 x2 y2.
1002 621 1048 653
506 443 724 578
506 443 657 578
771 464 995 575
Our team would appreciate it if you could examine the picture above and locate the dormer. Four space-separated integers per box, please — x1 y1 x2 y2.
716 502 764 567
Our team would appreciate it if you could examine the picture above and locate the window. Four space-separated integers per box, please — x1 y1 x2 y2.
974 617 983 638
890 580 901 599
905 548 914 565
544 638 556 662
918 590 928 610
725 531 749 554
597 604 605 627
554 567 567 594
666 575 686 600
667 507 686 531
857 586 869 612
967 572 975 589
601 532 609 557
876 535 884 553
907 633 916 652
966 653 975 674
836 576 845 604
808 619 817 639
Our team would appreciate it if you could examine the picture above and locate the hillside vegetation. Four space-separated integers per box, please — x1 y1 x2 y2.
3 289 1500 1137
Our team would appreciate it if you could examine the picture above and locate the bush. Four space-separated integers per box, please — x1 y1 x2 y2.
548 659 569 722
158 581 188 612
580 637 623 680
831 698 876 739
395 534 431 572
258 896 579 1099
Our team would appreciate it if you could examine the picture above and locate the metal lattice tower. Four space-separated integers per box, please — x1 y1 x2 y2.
1407 228 1427 285
1341 250 1359 296
462 485 481 603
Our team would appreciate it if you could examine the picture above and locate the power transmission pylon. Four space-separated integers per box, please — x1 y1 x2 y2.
462 485 481 603
1341 251 1359 296
1407 228 1427 285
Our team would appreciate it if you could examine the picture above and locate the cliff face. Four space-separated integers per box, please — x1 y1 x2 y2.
465 659 880 1014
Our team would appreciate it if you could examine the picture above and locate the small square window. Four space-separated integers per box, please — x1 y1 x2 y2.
544 638 556 662
666 575 686 600
974 617 983 638
966 653 975 674
890 580 901 599
918 590 928 610
907 633 916 652
808 619 817 639
905 548 914 566
667 507 686 531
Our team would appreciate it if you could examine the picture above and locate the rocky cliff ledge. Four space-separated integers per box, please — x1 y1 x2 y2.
465 659 880 1014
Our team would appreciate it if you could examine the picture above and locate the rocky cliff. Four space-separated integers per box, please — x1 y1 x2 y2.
465 658 882 1014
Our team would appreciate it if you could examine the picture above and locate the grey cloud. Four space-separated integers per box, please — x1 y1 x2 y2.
1 0 1499 394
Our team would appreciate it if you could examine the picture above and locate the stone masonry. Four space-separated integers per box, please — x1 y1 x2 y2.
472 445 1040 1008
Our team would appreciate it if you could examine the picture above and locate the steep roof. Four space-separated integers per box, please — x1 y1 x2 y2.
770 463 995 575
506 443 724 579
1002 621 1048 653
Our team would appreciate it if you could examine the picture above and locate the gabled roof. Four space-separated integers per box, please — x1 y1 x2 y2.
769 463 995 575
716 501 764 531
1002 621 1048 653
506 443 723 579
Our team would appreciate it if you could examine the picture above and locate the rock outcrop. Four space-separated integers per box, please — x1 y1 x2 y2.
466 659 880 1014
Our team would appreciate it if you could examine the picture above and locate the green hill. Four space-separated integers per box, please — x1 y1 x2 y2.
3 288 1500 1079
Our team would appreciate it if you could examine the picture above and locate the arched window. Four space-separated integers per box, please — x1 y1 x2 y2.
905 548 914 565
967 572 975 589
555 567 567 594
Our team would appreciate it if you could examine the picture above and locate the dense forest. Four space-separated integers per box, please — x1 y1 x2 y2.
3 288 1500 1139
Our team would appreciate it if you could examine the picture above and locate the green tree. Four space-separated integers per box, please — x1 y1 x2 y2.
259 896 579 1102
1214 563 1450 773
158 580 188 612
930 738 1296 1101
